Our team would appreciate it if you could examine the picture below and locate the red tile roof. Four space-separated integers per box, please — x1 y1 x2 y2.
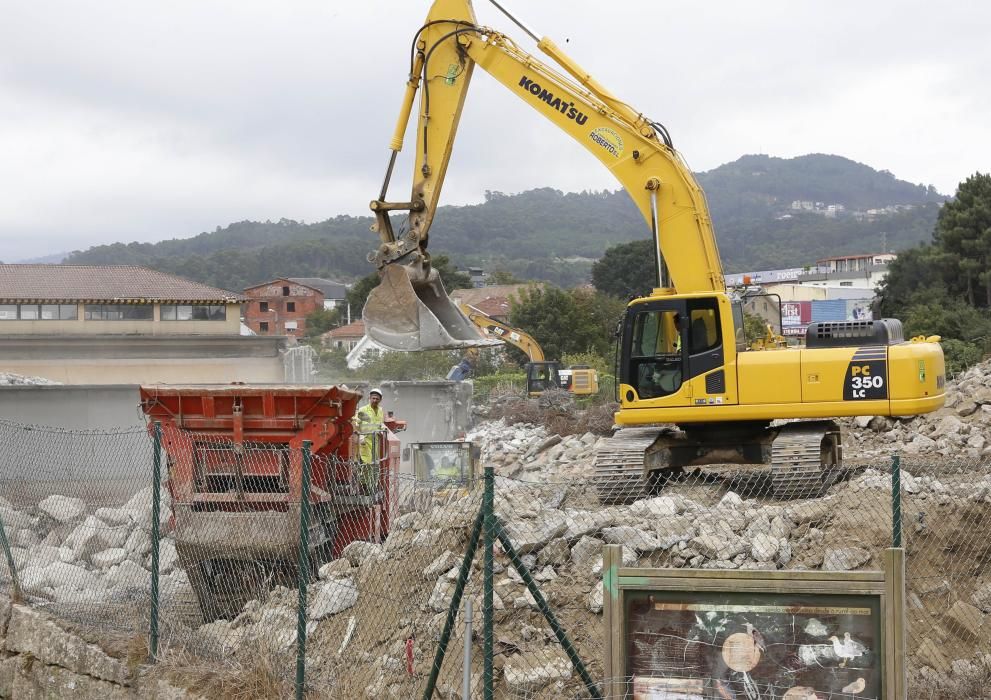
323 320 366 338
0 265 244 303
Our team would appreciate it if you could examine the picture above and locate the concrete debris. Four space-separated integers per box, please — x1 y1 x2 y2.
822 547 871 571
0 372 60 385
38 495 87 523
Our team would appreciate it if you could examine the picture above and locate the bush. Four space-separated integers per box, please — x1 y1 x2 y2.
939 338 983 377
471 372 527 402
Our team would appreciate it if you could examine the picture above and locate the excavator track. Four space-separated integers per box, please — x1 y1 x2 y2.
770 421 840 499
592 427 665 504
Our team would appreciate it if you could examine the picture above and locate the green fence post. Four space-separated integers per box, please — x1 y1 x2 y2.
296 440 313 700
150 420 162 660
0 510 22 603
483 465 494 700
422 506 485 700
891 454 902 548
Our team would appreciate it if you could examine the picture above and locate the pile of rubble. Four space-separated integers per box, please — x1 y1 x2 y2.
172 460 991 697
465 419 604 480
0 372 60 386
844 360 991 462
0 490 189 610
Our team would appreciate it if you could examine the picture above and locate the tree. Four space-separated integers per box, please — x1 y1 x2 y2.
304 307 340 337
509 285 625 361
932 173 991 307
346 273 380 314
591 239 656 298
485 268 522 285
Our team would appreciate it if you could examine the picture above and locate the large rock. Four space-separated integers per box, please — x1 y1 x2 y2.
501 511 568 553
570 536 604 566
971 582 991 613
944 600 983 642
19 561 104 595
601 526 661 553
10 659 131 700
427 577 456 613
309 578 359 620
751 533 780 562
92 548 129 570
503 654 572 695
422 551 459 580
341 540 383 567
5 605 130 685
38 495 87 523
628 496 683 518
654 516 697 550
0 506 37 532
319 558 352 580
561 509 613 540
537 538 570 567
691 534 747 561
822 547 871 571
105 560 151 591
63 515 129 560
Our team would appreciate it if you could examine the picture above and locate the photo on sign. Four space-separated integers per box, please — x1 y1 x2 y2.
625 589 881 699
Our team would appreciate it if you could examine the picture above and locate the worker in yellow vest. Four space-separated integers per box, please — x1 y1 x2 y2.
353 388 385 492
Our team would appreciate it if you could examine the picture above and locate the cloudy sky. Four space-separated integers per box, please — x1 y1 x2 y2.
1 0 988 261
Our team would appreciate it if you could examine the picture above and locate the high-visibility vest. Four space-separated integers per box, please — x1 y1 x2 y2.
354 404 385 434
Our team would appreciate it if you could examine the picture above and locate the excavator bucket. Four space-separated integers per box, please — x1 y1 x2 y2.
363 265 499 351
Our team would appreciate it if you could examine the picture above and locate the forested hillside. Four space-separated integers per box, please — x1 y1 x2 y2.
64 154 945 290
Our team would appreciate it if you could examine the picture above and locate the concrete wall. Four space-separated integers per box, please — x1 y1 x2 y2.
0 381 473 499
0 335 288 385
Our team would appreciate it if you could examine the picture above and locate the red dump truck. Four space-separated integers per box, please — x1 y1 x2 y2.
139 384 405 621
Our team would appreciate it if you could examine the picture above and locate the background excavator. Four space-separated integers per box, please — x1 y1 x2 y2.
363 0 945 501
447 301 599 396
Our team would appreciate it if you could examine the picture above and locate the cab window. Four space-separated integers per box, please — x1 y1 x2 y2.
630 309 683 398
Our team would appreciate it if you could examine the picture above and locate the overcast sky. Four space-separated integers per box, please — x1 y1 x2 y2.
1 0 988 261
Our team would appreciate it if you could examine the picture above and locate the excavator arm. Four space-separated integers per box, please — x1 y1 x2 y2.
457 301 545 362
365 0 724 350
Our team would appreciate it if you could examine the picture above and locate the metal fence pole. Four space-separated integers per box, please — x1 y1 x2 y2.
891 454 902 548
150 420 162 660
0 510 22 602
463 598 473 699
422 506 484 700
483 465 494 700
296 440 313 700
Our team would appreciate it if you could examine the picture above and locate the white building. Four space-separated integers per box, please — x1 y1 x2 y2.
797 253 896 290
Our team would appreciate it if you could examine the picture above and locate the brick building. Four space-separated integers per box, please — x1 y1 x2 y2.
243 278 324 338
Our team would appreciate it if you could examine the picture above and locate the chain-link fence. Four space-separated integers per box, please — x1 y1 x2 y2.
0 416 988 698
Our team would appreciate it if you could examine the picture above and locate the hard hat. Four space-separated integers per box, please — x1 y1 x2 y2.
369 387 383 398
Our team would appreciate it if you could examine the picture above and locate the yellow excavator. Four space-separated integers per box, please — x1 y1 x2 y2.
364 0 945 501
455 301 599 396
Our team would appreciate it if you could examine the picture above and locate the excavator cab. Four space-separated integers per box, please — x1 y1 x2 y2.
525 361 563 396
620 295 727 404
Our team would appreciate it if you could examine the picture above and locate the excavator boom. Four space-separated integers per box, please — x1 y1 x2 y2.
364 0 724 350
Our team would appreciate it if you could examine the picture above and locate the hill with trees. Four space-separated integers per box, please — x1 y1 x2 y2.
63 154 945 290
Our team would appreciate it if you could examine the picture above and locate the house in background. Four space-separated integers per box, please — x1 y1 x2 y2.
288 277 348 310
450 284 534 324
0 264 243 335
321 320 365 351
243 278 324 338
0 264 288 384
